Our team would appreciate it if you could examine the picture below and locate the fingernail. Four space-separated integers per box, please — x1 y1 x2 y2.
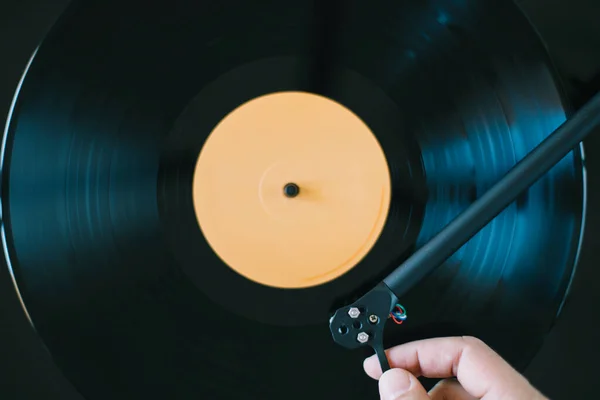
379 369 412 400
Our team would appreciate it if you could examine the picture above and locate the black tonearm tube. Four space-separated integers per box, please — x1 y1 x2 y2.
329 91 600 372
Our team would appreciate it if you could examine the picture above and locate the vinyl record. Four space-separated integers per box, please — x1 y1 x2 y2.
1 0 585 399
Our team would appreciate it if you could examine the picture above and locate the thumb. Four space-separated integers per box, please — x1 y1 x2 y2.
379 368 430 400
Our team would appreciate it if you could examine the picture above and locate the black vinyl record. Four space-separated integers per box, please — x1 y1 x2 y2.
1 0 585 399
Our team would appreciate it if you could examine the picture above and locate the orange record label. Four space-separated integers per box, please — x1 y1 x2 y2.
193 91 391 289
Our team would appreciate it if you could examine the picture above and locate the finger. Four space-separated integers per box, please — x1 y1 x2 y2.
364 336 544 399
363 337 501 380
379 368 430 400
428 379 477 400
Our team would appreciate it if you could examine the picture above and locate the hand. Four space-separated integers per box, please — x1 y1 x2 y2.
363 336 548 400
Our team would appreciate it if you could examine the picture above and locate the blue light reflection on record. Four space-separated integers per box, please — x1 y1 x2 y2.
397 15 580 362
335 0 585 366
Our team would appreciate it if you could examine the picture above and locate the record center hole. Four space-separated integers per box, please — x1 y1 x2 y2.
339 325 349 335
353 321 362 330
283 183 300 198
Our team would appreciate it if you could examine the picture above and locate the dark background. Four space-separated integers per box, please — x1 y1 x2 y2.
1 0 599 398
